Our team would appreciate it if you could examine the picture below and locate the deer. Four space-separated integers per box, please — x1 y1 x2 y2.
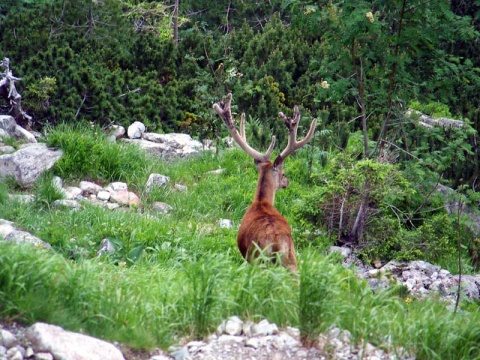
213 93 317 271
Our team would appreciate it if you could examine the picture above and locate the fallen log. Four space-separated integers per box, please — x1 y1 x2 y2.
406 108 464 128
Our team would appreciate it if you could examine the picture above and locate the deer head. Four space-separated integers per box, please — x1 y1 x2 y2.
213 93 317 271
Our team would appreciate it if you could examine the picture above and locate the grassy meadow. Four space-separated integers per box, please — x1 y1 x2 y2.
0 124 479 359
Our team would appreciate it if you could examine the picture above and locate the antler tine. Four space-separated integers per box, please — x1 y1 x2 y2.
239 112 276 158
213 93 275 162
239 113 247 141
275 105 317 165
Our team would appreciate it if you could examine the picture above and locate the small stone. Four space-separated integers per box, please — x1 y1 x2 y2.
109 190 142 207
218 219 233 229
127 121 146 139
327 327 341 339
171 346 189 360
216 335 244 344
34 352 54 360
0 145 15 154
53 199 81 209
0 329 17 348
405 278 416 290
64 186 83 200
145 174 169 192
186 340 206 354
285 326 300 339
79 181 102 195
25 347 34 358
105 182 128 192
97 239 116 256
149 356 172 360
97 190 111 201
273 333 300 348
151 202 173 214
224 316 243 336
369 269 380 276
106 203 120 210
295 349 309 358
52 176 63 191
12 345 25 357
0 223 15 240
106 125 125 140
242 321 254 337
174 184 187 192
245 338 260 349
329 246 352 258
6 347 22 360
252 319 278 336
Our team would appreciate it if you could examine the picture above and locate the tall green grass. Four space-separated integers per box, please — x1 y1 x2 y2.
1 243 479 358
1 124 479 358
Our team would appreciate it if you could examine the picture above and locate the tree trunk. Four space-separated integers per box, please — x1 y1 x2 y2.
173 0 179 44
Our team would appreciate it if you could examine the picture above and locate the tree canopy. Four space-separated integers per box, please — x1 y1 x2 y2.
1 0 479 190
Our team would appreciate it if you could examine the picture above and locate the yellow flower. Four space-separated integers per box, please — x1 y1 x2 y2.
366 12 374 23
304 6 316 15
321 80 330 89
405 297 412 305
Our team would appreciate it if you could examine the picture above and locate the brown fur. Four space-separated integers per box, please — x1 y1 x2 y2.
213 93 316 272
237 162 298 271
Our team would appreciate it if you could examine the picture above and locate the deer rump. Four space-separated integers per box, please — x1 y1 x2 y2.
238 201 296 270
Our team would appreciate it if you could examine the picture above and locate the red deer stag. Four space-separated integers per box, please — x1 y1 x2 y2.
213 93 317 271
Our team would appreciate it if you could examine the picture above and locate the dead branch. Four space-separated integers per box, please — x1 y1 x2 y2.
406 108 465 128
0 58 33 129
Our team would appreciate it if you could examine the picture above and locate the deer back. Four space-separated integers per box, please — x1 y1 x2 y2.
238 162 298 271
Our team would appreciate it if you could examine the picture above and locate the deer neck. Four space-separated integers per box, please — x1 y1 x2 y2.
254 163 277 204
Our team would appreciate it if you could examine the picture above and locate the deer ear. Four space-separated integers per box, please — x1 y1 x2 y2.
273 156 283 169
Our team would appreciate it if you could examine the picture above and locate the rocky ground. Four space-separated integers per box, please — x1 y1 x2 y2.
0 315 413 360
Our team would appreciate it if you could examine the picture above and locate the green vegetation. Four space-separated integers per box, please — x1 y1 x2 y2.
1 0 480 358
1 126 480 359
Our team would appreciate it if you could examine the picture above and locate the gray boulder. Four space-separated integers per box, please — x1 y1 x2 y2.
3 230 51 249
127 121 145 139
0 143 62 187
25 323 125 360
0 115 36 143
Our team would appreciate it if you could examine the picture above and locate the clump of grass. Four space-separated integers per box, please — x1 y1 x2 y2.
45 122 152 184
0 181 8 205
33 172 64 209
0 134 19 149
299 251 343 345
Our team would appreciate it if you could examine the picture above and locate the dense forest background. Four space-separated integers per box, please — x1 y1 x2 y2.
1 0 480 266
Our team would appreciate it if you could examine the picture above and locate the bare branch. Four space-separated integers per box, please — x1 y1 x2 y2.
406 109 465 128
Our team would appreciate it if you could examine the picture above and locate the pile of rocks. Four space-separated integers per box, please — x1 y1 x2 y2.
0 116 210 189
110 121 208 159
0 317 411 360
163 316 410 360
330 247 480 302
8 174 178 211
